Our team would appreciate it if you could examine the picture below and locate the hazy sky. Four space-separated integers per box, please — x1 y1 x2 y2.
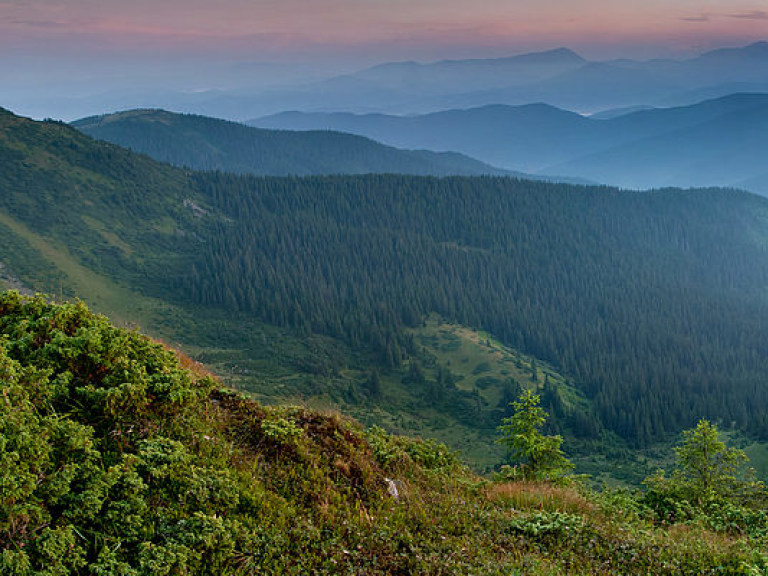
2 0 767 118
3 0 767 61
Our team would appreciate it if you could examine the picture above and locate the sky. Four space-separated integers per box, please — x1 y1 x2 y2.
1 0 767 118
3 0 768 60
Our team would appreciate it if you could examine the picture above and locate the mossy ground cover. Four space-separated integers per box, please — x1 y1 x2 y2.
2 291 768 575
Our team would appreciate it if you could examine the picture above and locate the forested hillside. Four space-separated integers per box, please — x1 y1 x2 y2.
4 107 768 469
183 174 768 447
72 109 509 177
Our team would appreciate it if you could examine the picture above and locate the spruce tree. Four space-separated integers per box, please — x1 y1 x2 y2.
496 387 572 481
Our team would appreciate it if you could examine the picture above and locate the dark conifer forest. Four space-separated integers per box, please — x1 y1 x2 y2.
181 173 768 447
4 107 768 454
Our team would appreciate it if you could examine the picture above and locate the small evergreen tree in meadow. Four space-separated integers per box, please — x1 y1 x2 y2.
496 387 573 481
673 419 746 496
644 419 768 525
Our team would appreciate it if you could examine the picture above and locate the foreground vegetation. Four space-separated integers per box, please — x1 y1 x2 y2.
3 291 768 575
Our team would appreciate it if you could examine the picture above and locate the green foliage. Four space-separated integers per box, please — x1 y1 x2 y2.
3 292 768 574
646 420 766 503
365 424 407 467
643 419 768 536
365 424 460 472
508 510 584 537
0 293 243 574
496 388 573 481
674 419 748 496
260 409 304 445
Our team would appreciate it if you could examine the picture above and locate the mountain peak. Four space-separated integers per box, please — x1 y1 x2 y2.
358 46 586 74
536 46 586 60
73 108 168 126
745 40 768 50
698 40 768 61
459 46 586 66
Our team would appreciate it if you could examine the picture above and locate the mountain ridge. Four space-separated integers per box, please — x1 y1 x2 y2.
10 41 768 122
71 108 512 177
251 93 768 194
208 41 768 119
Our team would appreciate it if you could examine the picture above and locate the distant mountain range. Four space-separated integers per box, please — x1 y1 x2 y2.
16 42 768 122
251 93 768 195
72 109 515 178
183 41 768 120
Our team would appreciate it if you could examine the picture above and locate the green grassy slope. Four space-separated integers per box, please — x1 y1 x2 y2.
3 292 767 575
0 108 199 294
0 107 570 473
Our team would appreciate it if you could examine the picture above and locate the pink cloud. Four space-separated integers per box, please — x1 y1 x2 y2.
1 0 766 62
729 10 768 20
680 14 710 23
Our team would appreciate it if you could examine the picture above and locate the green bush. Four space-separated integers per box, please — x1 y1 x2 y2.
260 413 304 445
3 292 768 575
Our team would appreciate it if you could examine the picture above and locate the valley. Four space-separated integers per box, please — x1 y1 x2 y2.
4 106 768 487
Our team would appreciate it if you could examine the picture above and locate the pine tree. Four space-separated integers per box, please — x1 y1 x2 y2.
496 387 572 481
673 419 744 496
366 369 382 399
644 419 768 513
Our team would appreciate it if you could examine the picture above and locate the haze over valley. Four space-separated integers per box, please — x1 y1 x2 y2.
49 40 768 195
251 91 768 194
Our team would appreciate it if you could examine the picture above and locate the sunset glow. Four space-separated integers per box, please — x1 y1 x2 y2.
3 0 767 59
